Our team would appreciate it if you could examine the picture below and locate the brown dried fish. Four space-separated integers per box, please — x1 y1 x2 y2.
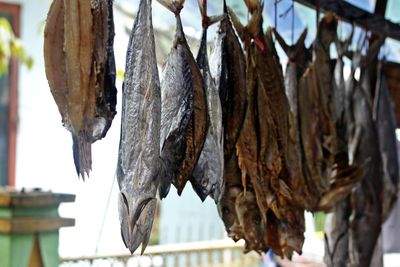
44 0 117 177
191 0 224 202
217 153 244 241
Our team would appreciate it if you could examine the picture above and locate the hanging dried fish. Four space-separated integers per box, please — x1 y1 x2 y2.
235 189 268 253
190 0 224 202
273 28 316 209
217 153 244 242
324 51 362 267
158 0 208 198
230 3 304 257
117 0 161 254
210 0 247 160
348 84 382 267
324 199 351 267
373 62 399 221
44 0 117 177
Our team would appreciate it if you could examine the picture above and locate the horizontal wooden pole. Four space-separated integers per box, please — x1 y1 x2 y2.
0 217 75 233
0 191 75 208
295 0 400 41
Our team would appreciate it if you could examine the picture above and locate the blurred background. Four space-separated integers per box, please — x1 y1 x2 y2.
1 0 400 266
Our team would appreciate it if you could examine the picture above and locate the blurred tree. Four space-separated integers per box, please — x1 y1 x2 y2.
0 17 33 76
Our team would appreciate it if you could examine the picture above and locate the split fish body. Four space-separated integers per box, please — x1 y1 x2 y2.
117 0 161 254
273 28 316 208
374 63 399 220
191 6 224 202
159 9 208 198
44 0 117 177
210 0 247 160
324 199 351 267
312 14 338 186
92 0 117 141
217 153 244 241
348 84 382 267
235 190 267 253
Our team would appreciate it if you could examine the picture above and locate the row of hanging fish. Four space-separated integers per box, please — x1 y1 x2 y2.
43 0 399 259
324 35 399 267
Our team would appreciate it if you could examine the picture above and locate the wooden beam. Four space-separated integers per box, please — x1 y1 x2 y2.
374 0 388 17
0 191 75 208
294 0 400 41
0 217 75 233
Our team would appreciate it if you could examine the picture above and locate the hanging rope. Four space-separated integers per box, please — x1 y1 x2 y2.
94 171 117 255
275 0 278 30
291 0 295 44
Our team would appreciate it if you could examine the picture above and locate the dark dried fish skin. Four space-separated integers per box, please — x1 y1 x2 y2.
324 198 351 267
117 0 161 254
374 63 398 220
92 0 117 141
348 85 382 267
159 14 208 198
210 5 247 160
191 24 224 202
44 0 117 177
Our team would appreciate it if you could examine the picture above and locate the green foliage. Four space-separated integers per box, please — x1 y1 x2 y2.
0 18 34 76
313 211 326 232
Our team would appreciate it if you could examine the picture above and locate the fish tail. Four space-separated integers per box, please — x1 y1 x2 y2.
72 132 92 179
159 180 170 199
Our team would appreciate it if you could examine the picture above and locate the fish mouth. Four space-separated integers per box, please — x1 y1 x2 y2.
119 192 156 254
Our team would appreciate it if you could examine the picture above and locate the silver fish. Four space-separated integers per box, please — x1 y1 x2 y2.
117 0 161 254
333 29 353 123
348 84 382 267
191 1 224 202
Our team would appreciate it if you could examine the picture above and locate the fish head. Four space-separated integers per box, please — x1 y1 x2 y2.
236 191 264 250
217 185 242 230
118 187 157 254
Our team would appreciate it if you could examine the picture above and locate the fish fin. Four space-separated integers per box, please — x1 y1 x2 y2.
158 177 171 199
72 132 91 179
244 0 260 14
156 0 183 15
227 7 244 39
157 155 171 199
293 28 308 54
208 15 225 26
364 35 385 65
140 226 152 255
273 28 290 56
247 3 263 37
